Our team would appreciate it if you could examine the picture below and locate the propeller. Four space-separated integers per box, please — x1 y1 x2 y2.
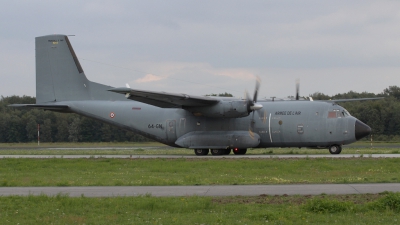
246 76 263 112
246 76 265 138
294 79 313 101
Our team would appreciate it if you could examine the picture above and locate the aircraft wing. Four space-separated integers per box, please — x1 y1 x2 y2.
109 87 219 108
322 97 384 103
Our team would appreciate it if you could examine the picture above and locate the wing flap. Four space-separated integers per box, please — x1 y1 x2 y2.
109 87 219 108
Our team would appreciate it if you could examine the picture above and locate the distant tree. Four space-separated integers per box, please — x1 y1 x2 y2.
68 118 81 142
79 118 102 142
382 86 400 100
309 92 330 100
206 92 233 97
56 119 69 142
25 117 37 142
41 119 52 142
333 91 377 99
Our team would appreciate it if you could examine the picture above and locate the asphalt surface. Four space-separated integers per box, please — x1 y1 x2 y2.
0 184 399 197
1 154 400 158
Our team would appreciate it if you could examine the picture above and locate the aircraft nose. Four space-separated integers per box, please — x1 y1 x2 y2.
355 120 371 140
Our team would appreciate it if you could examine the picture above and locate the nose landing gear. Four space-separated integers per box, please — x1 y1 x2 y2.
328 145 342 154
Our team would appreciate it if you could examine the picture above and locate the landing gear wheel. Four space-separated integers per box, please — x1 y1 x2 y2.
194 149 209 156
211 149 224 155
328 145 342 154
224 149 231 155
233 148 247 155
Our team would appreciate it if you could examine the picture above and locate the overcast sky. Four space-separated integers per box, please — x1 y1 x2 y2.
1 0 400 99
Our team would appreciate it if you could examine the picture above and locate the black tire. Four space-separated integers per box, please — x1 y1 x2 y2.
328 145 342 154
211 149 224 155
194 149 209 156
233 148 247 155
224 149 231 155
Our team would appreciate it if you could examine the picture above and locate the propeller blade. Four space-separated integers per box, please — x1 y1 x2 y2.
248 127 255 139
296 79 300 100
253 76 261 103
246 76 262 113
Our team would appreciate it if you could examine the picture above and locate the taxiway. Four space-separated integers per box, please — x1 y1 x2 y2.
0 184 399 197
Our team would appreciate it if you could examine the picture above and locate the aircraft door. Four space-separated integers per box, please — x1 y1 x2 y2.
269 114 283 145
178 118 186 136
166 120 177 141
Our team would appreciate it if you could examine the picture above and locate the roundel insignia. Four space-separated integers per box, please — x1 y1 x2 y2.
110 112 115 118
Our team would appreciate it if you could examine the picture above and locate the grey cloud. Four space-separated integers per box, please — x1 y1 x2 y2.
1 0 400 98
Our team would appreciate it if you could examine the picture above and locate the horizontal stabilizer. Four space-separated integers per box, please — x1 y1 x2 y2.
109 87 219 108
9 104 69 111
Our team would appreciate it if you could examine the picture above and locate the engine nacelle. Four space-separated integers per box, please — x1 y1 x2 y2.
184 100 249 118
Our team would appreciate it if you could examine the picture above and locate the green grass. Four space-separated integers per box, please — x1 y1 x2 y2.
1 193 400 224
0 158 399 186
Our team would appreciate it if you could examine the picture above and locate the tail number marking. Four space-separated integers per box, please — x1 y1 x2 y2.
148 124 163 129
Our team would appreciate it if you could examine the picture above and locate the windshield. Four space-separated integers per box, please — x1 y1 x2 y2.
343 109 351 116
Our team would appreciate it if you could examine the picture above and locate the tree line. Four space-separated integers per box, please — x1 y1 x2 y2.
1 86 400 143
0 96 149 143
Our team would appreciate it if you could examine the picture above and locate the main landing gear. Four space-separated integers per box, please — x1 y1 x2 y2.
328 144 342 154
232 148 247 155
193 148 247 156
194 149 209 155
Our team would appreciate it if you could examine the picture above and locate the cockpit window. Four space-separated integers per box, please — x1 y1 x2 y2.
328 111 337 118
343 109 351 116
328 109 344 118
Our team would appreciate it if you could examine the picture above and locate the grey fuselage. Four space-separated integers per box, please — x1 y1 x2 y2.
58 99 360 149
13 34 370 152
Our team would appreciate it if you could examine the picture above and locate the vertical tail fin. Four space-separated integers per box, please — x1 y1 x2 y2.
36 34 128 103
36 34 91 103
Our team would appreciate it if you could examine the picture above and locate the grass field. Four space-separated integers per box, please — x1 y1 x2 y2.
1 142 399 224
0 157 399 186
1 193 400 224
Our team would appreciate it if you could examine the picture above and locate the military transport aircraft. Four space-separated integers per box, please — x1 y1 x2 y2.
11 34 377 155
